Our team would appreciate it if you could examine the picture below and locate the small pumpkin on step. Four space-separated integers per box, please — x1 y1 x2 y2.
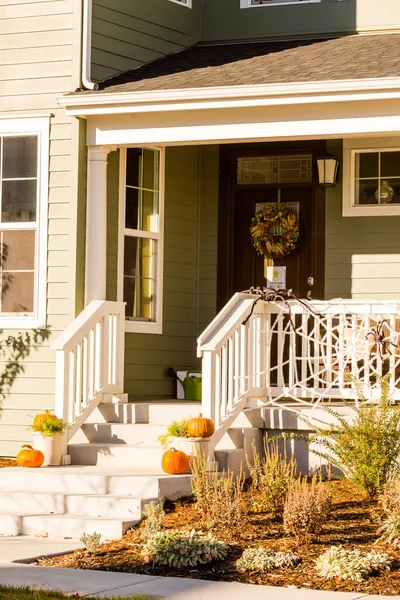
187 413 214 438
16 444 44 468
161 447 189 475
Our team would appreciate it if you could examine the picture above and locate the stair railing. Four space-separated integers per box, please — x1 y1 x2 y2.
51 301 126 446
198 294 400 456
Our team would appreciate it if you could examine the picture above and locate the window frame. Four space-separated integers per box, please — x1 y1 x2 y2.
0 116 49 329
168 0 192 8
240 0 320 7
118 146 165 335
343 138 400 217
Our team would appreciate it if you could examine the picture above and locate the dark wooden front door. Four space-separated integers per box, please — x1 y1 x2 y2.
233 187 313 297
217 142 326 310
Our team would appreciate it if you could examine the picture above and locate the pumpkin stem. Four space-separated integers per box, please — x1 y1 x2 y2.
198 413 203 418
22 445 34 450
169 447 177 453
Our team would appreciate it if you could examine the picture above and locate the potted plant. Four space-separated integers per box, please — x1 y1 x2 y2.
157 415 213 459
30 411 68 466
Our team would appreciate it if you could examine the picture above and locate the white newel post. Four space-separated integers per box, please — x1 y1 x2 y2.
85 147 112 305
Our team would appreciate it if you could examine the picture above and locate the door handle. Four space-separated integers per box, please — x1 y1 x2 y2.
307 290 313 300
307 276 314 286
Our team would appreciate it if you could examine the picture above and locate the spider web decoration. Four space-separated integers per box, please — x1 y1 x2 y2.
239 289 400 412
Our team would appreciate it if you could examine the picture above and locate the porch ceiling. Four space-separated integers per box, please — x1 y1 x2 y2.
78 33 400 95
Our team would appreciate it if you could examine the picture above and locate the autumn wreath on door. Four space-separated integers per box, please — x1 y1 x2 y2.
250 203 299 266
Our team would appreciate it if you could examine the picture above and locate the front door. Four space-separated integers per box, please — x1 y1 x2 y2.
233 186 313 297
217 143 326 309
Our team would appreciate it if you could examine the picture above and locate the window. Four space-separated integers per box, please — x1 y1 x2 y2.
237 154 312 184
241 0 320 7
118 148 164 334
343 139 400 217
0 118 48 328
168 0 192 7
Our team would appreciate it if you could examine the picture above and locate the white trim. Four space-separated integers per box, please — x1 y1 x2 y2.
0 116 49 329
168 0 192 7
118 147 164 335
343 137 400 217
82 0 97 90
241 0 320 6
58 77 400 116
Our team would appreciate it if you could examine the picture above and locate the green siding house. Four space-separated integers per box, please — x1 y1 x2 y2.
1 0 400 537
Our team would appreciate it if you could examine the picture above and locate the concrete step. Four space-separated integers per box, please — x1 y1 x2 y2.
0 513 139 539
0 467 192 499
0 491 144 519
88 401 201 425
68 443 164 469
72 423 167 445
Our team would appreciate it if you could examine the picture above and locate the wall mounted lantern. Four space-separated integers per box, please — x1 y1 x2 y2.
317 157 339 186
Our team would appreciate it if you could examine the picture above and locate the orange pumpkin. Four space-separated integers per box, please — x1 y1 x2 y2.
16 445 44 468
161 447 189 475
187 413 214 438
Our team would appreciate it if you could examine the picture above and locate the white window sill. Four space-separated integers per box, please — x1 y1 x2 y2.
125 320 162 335
168 0 192 7
343 204 400 218
240 0 320 7
0 317 47 330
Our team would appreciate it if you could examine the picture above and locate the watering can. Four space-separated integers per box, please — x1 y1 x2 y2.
168 367 202 401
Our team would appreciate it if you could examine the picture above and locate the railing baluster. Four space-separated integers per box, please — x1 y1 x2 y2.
234 329 240 405
75 342 82 414
227 337 234 413
277 311 284 393
68 350 75 423
221 344 228 419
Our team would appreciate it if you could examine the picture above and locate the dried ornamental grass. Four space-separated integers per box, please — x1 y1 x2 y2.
142 529 229 568
377 478 400 547
141 501 165 540
315 546 392 582
191 449 245 534
236 548 300 573
247 439 296 519
283 475 332 544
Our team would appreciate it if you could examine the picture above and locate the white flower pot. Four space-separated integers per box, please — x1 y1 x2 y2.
176 437 210 459
32 432 65 466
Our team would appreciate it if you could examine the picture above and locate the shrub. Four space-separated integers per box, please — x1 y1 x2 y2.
31 410 68 436
142 529 229 567
283 475 332 545
377 478 400 547
304 374 400 496
158 418 190 449
190 449 245 534
236 548 300 573
141 501 165 540
246 439 296 519
315 546 392 582
80 532 101 553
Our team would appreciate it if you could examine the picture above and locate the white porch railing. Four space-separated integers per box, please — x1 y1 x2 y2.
51 301 126 443
198 293 400 452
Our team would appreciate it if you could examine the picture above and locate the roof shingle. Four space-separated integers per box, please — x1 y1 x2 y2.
85 33 400 95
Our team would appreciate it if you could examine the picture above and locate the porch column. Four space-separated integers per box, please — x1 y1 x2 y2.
85 146 112 305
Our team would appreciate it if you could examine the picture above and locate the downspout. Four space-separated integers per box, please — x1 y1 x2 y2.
82 0 98 90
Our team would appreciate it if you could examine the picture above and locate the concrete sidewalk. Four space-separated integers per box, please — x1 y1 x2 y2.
0 563 399 600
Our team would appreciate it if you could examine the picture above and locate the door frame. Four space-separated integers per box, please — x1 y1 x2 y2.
217 140 326 310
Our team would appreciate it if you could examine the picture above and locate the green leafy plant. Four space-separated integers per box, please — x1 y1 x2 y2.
190 448 245 534
142 529 229 567
30 410 68 436
283 475 332 545
315 546 392 582
80 532 102 553
141 501 165 540
304 374 400 496
377 478 400 547
157 418 190 449
246 439 296 519
236 548 300 573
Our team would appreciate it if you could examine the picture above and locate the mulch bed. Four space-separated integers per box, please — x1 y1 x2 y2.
0 458 16 468
39 481 400 595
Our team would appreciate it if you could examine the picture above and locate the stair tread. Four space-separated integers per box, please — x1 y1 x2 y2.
0 491 143 500
68 442 163 449
0 465 189 476
0 512 139 522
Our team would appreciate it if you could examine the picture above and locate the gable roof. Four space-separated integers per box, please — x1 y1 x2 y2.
85 33 400 95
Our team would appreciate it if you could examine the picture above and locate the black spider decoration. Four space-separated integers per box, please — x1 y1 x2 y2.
365 319 397 360
241 286 320 327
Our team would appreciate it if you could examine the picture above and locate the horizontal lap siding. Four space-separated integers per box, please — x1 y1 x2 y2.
325 140 400 301
91 0 201 82
0 0 78 456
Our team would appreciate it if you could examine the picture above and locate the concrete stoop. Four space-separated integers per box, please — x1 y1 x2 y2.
0 401 263 540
